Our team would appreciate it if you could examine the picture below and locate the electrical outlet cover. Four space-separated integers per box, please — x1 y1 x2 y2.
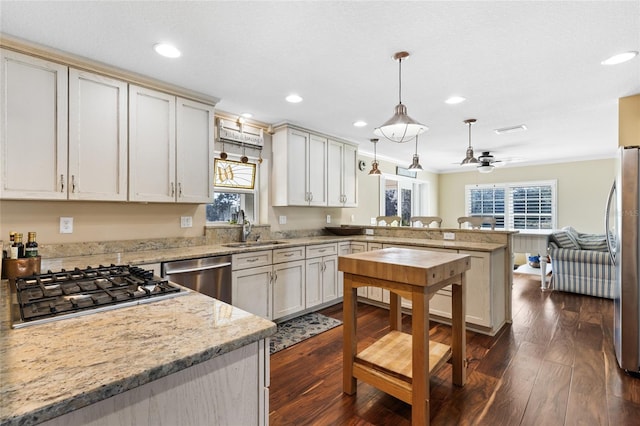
60 217 73 234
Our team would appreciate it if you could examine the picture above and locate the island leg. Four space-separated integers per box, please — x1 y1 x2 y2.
451 273 467 386
343 273 357 394
389 291 402 331
411 288 429 425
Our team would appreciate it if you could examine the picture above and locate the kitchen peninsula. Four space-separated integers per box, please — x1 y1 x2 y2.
0 279 275 426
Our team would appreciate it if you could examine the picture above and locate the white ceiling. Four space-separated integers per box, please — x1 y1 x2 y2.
1 1 639 173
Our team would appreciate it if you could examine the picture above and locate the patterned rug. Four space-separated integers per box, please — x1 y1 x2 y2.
269 312 342 354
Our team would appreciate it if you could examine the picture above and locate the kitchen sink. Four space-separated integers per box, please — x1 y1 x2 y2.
222 241 286 248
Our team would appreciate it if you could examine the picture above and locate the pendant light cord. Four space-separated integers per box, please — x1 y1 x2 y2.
468 122 471 148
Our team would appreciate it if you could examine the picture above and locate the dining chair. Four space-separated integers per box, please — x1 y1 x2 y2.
376 216 402 226
457 216 496 230
409 216 442 228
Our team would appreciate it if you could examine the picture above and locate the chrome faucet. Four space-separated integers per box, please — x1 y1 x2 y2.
238 209 252 242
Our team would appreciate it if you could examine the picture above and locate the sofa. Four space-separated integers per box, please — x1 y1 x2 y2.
547 226 615 299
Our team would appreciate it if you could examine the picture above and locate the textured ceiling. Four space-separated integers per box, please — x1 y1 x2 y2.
1 1 639 172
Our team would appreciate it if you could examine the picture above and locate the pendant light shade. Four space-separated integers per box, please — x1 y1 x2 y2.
369 138 382 175
407 135 423 170
374 51 428 143
460 118 478 165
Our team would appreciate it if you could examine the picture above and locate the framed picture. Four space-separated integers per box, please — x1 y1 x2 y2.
214 158 256 189
396 166 417 178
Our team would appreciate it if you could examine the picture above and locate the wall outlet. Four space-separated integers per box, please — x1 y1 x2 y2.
60 217 73 234
370 217 377 225
351 214 355 223
365 229 374 235
180 216 193 228
279 215 287 225
443 232 455 240
326 215 331 224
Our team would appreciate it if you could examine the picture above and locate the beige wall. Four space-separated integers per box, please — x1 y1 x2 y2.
438 158 616 233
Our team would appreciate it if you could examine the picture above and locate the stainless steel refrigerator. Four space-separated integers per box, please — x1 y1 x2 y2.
606 147 640 374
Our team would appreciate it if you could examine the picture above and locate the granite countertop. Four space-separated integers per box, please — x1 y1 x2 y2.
0 281 276 426
39 235 505 271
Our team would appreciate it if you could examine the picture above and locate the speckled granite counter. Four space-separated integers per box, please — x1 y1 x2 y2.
0 280 276 426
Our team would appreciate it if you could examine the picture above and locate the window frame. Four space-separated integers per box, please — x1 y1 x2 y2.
380 174 429 226
465 180 557 230
206 157 260 224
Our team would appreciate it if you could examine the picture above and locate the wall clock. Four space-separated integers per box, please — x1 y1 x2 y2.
358 160 367 171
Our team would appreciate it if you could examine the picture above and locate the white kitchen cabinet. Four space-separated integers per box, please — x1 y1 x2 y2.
305 243 338 309
0 49 68 200
272 260 306 320
176 97 214 203
327 140 358 207
232 265 272 320
68 69 128 201
272 127 327 206
129 85 176 202
129 85 213 203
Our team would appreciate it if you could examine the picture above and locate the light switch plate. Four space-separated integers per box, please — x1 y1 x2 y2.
365 229 374 235
60 217 73 234
180 216 193 228
444 232 455 240
326 215 331 224
279 215 287 225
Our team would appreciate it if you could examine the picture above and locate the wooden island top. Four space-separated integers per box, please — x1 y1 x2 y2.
339 247 471 426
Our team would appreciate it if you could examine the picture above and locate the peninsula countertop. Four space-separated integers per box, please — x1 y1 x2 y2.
0 280 276 426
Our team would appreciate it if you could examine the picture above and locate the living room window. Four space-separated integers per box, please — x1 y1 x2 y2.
465 180 557 230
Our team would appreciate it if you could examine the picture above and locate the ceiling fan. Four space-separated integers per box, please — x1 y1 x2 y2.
476 151 502 173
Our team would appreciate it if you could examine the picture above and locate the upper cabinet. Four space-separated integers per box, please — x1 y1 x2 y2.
0 45 216 203
327 140 358 207
272 125 357 207
0 49 68 200
129 86 213 203
69 69 128 201
619 94 640 148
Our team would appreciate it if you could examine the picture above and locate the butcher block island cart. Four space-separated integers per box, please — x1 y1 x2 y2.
339 248 471 426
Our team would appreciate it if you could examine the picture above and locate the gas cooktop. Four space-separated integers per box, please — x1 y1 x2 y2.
10 264 186 328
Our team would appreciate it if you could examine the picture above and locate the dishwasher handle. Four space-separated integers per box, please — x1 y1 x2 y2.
165 262 231 275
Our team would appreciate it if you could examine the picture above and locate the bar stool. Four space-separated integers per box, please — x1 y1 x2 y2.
410 216 442 228
457 216 496 230
376 216 402 226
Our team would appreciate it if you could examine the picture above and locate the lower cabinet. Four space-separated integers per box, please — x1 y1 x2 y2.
232 265 272 320
305 255 337 308
272 260 305 320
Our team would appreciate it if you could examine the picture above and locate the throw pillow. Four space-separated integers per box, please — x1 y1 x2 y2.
551 231 581 249
577 234 608 251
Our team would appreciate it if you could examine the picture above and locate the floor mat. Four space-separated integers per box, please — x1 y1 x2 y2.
269 312 342 355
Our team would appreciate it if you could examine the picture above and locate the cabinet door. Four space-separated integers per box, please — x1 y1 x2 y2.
327 140 343 207
342 143 358 207
459 250 491 327
232 265 272 320
176 97 214 203
129 85 176 202
286 129 309 205
68 69 128 201
321 255 338 303
307 134 327 206
1 49 68 200
272 260 305 320
305 257 322 308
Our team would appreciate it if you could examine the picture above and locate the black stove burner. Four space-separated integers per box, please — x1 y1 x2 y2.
13 264 183 323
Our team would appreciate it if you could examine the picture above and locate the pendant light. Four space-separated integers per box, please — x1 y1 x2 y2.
369 138 382 175
460 119 478 165
407 135 423 170
374 51 428 143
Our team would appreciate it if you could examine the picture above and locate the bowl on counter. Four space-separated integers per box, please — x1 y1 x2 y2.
325 226 365 236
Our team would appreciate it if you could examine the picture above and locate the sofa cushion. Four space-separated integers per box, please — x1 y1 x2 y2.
550 231 580 249
577 234 608 251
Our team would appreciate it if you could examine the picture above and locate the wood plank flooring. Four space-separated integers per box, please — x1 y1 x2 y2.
269 274 640 425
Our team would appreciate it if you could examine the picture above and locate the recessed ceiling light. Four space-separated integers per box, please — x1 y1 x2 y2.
154 43 181 58
601 51 638 65
445 96 466 105
241 112 253 118
353 120 367 127
494 124 527 135
285 94 303 103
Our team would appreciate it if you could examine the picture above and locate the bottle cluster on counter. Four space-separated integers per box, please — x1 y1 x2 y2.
7 231 38 259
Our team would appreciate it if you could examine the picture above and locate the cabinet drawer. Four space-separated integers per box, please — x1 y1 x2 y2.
306 243 337 258
232 250 273 270
350 242 367 253
273 246 305 263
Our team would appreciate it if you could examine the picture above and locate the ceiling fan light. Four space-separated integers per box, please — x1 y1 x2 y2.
477 164 495 173
369 161 382 175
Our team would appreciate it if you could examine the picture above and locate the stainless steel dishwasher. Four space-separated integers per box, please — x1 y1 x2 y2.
161 256 232 303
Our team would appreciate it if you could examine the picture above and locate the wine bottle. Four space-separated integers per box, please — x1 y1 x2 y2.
15 233 25 258
25 232 38 258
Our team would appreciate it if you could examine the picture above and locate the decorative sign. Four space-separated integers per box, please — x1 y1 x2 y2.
396 166 417 178
218 118 264 148
214 159 256 189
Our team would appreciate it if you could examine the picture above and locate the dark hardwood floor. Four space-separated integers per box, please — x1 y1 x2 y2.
269 274 640 425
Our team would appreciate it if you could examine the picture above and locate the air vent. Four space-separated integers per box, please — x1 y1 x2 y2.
494 124 527 135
